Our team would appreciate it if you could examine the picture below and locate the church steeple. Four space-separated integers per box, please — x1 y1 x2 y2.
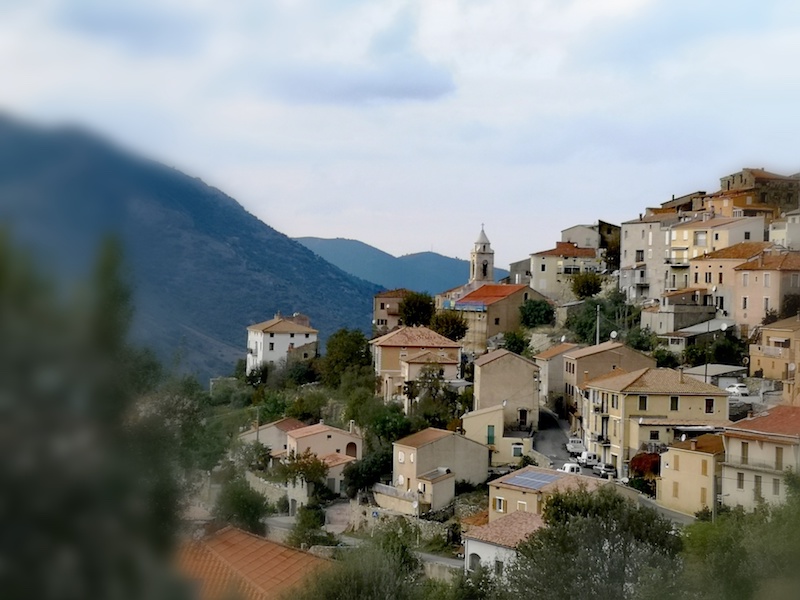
470 225 494 283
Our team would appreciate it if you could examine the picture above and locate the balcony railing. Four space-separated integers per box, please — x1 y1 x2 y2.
749 344 794 360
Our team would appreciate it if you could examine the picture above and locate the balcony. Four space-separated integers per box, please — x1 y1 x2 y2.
749 344 794 361
598 436 611 446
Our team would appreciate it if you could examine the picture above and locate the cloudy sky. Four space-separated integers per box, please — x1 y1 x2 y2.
3 0 800 268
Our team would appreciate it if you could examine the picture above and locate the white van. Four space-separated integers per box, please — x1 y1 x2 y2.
557 463 582 474
566 437 586 455
577 451 600 467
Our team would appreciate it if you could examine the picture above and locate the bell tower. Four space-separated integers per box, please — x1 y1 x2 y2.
470 225 494 283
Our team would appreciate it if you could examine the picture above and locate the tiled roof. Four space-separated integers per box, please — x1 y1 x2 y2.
247 317 317 335
662 287 706 298
743 167 797 181
320 452 357 468
671 216 746 230
457 284 528 306
691 242 773 260
727 405 800 437
474 348 538 368
395 427 453 449
578 368 628 390
464 510 544 548
402 350 460 365
760 315 800 332
534 342 581 360
585 367 728 395
669 433 725 454
370 326 462 348
374 288 412 299
563 341 625 360
735 252 800 272
621 212 681 225
533 241 597 258
288 423 360 441
239 417 306 441
176 526 329 600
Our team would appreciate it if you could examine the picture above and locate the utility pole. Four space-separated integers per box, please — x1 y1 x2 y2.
595 304 600 346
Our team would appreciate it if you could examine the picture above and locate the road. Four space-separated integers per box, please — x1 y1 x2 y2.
534 408 573 470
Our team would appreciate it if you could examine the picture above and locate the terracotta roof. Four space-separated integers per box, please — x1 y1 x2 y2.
662 287 706 298
533 241 597 258
671 216 747 230
402 350 460 365
585 367 729 396
727 405 800 438
474 348 538 368
735 252 800 272
247 317 317 335
288 423 361 441
691 242 773 261
395 427 453 449
320 452 357 468
579 368 628 390
456 284 528 306
370 326 462 348
534 342 581 360
563 341 626 360
374 288 412 299
669 433 725 454
464 510 544 548
239 417 306 441
176 526 329 600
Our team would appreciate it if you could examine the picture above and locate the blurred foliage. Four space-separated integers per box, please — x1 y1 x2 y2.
213 475 273 535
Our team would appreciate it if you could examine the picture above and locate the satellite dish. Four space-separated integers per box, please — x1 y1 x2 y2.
790 363 796 372
720 323 728 332
561 335 566 343
680 434 687 442
412 501 419 510
502 400 508 407
712 285 717 293
742 357 750 365
610 331 618 339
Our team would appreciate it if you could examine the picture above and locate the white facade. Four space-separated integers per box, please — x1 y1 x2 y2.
464 538 516 576
246 314 318 374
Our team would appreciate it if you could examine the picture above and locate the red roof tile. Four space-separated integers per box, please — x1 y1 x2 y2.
735 252 800 272
533 241 597 258
457 284 528 306
691 242 773 261
464 510 544 548
669 433 725 454
728 405 800 438
533 342 582 360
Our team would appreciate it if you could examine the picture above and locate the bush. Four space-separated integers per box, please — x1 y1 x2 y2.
286 504 337 548
213 476 272 535
277 494 289 514
520 299 555 328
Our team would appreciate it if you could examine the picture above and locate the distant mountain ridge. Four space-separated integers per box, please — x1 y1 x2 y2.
294 237 509 294
0 115 379 380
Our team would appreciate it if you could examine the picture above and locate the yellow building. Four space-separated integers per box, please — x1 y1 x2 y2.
657 434 724 517
582 368 729 476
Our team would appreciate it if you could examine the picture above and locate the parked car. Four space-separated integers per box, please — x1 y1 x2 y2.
593 463 617 479
725 383 749 396
558 463 582 474
577 451 600 467
566 437 586 456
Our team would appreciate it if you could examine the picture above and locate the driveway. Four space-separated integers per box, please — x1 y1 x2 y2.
535 408 572 470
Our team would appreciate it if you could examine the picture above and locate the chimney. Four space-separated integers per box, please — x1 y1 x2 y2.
747 410 753 419
758 252 763 267
678 367 684 383
349 419 355 434
690 439 697 451
319 418 324 425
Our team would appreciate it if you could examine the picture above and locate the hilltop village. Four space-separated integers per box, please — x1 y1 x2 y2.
186 166 800 599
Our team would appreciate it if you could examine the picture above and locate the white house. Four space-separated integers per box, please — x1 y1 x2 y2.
464 510 544 577
246 313 318 374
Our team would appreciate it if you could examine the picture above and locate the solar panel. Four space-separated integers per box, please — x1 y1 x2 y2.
503 471 561 490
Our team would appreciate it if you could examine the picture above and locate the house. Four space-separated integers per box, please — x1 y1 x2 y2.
463 510 544 576
369 326 462 402
487 465 606 522
238 417 306 459
462 404 533 468
749 314 800 404
530 241 605 302
706 168 800 223
286 422 362 497
373 288 412 335
681 363 748 387
639 287 717 344
399 350 461 413
769 207 800 250
563 341 656 427
733 249 800 336
373 428 488 515
533 342 582 412
721 405 800 511
474 349 540 430
440 284 540 355
561 221 620 253
246 313 318 374
656 434 725 517
582 367 730 477
176 526 329 600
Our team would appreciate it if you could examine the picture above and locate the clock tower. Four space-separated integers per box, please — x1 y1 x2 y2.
470 225 494 283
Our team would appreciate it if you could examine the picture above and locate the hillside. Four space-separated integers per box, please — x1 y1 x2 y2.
0 115 379 381
295 237 509 294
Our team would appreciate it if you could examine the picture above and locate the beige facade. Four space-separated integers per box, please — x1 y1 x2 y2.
563 342 656 427
533 342 582 411
640 288 715 336
656 434 724 517
462 404 533 467
286 422 362 460
530 242 605 302
370 326 462 402
474 349 540 431
238 417 305 457
386 428 489 515
733 250 800 335
721 406 800 511
373 288 411 335
582 368 729 476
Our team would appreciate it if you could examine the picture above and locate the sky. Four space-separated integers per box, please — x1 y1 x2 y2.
3 0 800 268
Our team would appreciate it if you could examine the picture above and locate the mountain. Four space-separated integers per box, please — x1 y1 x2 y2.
0 115 380 381
294 237 509 294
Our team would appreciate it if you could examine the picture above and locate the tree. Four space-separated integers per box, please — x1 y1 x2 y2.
213 476 272 535
286 504 337 549
286 388 329 422
652 346 680 368
570 271 604 299
503 330 528 354
342 449 392 498
762 308 779 325
429 310 468 341
519 299 555 328
319 328 372 388
281 449 330 490
399 291 435 327
781 294 800 319
626 326 656 352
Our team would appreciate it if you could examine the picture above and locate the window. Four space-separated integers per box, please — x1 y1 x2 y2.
773 478 781 496
494 560 504 577
380 302 385 309
705 272 712 284
649 430 660 441
410 453 414 463
694 273 699 284
670 396 679 411
737 472 744 489
792 273 800 288
672 481 679 498
744 231 751 240
512 444 523 457
700 487 707 505
719 272 723 284
494 318 500 326
487 425 495 445
638 395 648 411
741 441 749 465
776 447 784 470
674 454 680 471
612 394 618 409
517 501 527 512
636 250 644 262
705 398 714 414
269 332 274 337
743 273 749 287
305 333 310 338
541 263 546 272
742 296 748 310
398 451 405 464
290 333 295 338
269 343 274 351
494 497 506 513
764 273 771 288
468 554 481 572
755 475 762 498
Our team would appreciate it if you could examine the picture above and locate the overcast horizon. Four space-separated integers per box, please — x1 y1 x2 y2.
3 0 800 269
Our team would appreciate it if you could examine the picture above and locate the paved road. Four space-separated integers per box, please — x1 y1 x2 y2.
534 408 572 470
